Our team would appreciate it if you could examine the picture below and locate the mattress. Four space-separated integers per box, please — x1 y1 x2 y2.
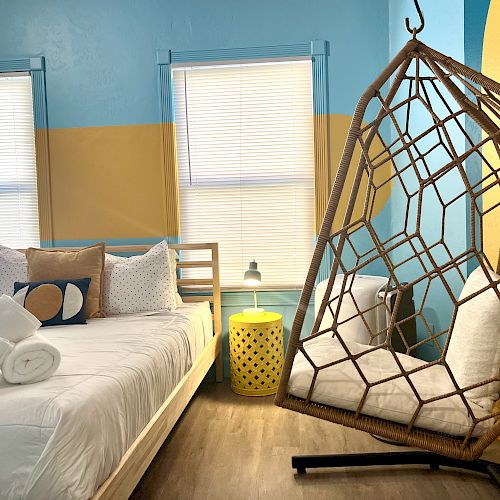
0 302 213 500
288 335 494 437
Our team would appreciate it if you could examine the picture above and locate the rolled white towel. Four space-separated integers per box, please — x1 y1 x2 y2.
1 334 61 384
0 294 41 342
0 337 14 365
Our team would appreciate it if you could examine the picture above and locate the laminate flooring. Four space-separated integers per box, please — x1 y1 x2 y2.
131 380 500 500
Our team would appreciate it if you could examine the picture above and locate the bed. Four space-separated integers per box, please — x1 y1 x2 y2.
0 243 222 500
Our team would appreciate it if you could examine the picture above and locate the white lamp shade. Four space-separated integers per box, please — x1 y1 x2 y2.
243 261 261 287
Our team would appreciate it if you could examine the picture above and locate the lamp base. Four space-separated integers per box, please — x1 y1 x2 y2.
243 307 265 314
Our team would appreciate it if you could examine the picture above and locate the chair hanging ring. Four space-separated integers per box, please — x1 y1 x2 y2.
405 0 425 36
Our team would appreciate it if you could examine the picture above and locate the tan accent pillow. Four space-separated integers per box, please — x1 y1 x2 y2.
26 243 105 318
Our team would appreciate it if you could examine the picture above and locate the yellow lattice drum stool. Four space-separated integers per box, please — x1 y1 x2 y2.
229 312 283 396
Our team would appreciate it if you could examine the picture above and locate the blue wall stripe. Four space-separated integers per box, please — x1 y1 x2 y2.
221 289 303 307
0 1 389 127
42 236 181 248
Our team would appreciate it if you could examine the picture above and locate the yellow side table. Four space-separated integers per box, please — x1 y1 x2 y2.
229 311 283 396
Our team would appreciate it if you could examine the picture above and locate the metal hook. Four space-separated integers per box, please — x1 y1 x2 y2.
405 0 425 35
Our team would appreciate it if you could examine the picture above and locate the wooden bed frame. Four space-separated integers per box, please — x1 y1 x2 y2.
94 242 223 499
19 242 223 499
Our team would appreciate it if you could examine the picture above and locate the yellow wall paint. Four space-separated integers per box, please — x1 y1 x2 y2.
46 116 392 243
328 114 392 233
48 123 176 240
482 0 500 266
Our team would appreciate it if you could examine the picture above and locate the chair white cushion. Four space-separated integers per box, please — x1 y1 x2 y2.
0 246 27 296
103 241 176 315
288 336 493 437
446 265 500 410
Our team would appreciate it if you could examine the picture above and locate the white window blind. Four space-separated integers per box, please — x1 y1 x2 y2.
173 60 315 288
0 74 39 248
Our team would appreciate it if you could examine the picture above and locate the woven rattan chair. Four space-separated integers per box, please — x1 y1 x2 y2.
275 2 500 484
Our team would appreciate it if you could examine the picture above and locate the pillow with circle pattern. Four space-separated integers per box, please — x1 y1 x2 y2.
13 278 91 327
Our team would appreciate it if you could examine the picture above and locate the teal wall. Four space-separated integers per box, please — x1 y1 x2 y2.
388 0 491 360
0 0 389 128
388 0 465 360
465 0 490 71
464 0 491 268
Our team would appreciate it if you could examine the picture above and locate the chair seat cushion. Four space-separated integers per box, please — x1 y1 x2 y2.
288 336 493 437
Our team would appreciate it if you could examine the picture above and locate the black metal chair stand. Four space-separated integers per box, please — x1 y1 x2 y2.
292 452 500 488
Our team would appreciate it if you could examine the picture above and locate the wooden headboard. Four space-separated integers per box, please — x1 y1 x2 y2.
16 242 222 337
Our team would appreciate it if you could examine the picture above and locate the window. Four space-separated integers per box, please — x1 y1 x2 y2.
173 60 315 287
0 73 39 247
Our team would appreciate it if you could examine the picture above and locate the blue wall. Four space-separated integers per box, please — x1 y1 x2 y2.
387 0 492 360
0 0 389 128
464 0 491 267
388 0 465 360
465 0 490 72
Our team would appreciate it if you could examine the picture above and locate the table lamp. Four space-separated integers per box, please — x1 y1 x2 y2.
243 260 264 313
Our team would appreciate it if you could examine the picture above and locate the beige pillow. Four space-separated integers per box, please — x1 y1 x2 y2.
26 243 105 318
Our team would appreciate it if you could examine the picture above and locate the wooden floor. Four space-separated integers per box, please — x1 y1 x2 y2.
131 380 500 500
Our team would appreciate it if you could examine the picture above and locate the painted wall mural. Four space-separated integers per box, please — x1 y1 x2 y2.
0 0 496 370
0 0 389 246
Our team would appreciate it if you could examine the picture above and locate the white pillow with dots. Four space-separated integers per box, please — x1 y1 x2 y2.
103 241 177 315
0 245 27 296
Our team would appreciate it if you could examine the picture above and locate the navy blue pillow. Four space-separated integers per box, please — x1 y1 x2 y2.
13 278 91 327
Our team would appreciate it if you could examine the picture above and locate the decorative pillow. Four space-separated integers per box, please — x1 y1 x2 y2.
446 265 500 410
26 243 105 318
103 241 176 315
0 246 27 296
13 278 91 327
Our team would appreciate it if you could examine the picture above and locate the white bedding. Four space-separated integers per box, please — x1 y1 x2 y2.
289 336 494 438
0 302 213 500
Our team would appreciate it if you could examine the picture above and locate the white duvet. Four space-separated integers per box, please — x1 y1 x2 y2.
0 303 213 500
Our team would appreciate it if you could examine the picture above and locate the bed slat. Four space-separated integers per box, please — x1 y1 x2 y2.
177 278 213 286
182 295 214 303
177 260 213 269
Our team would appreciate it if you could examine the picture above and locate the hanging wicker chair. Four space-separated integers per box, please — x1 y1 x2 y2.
275 10 500 481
